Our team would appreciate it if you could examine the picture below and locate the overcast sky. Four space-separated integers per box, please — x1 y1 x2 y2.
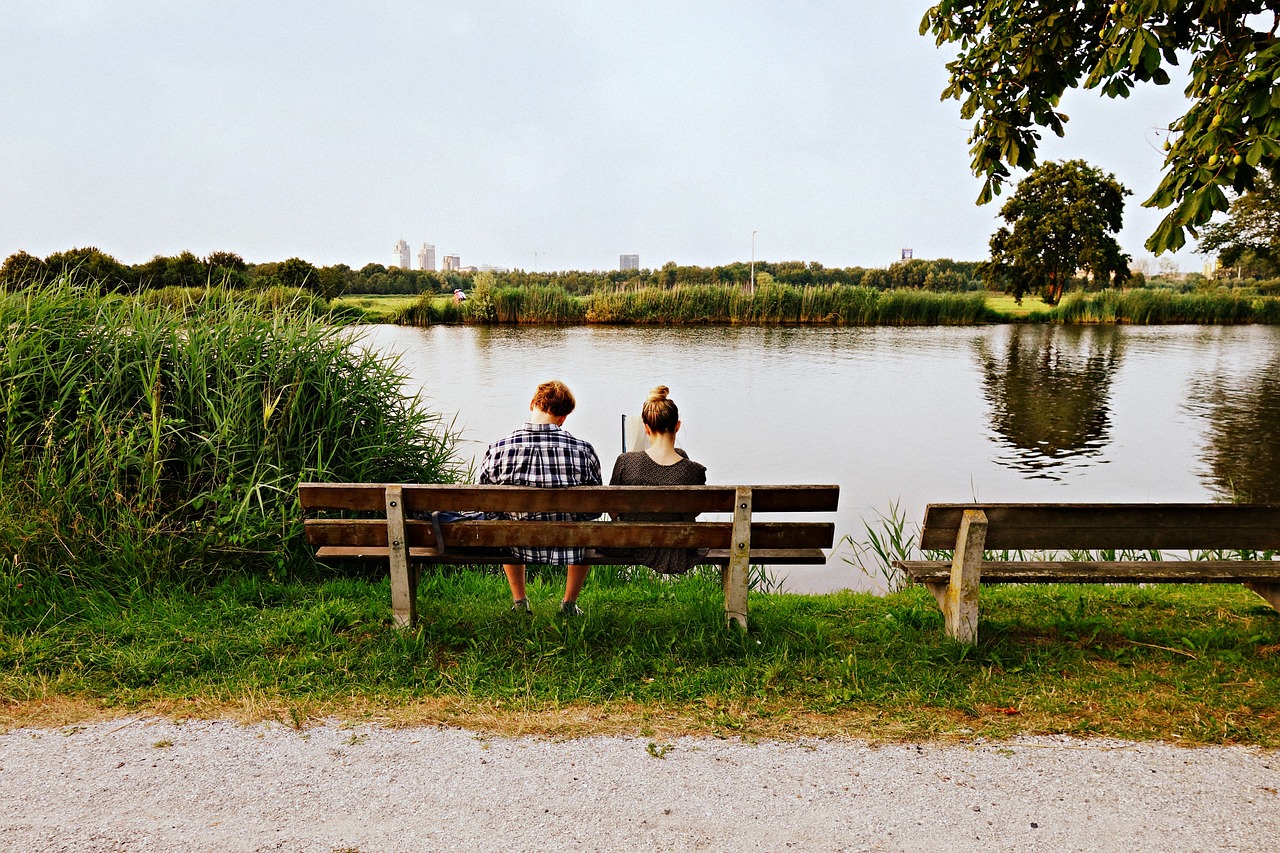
1 1 1202 272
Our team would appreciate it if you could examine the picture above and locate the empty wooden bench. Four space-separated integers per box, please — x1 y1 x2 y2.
894 503 1280 645
300 482 839 629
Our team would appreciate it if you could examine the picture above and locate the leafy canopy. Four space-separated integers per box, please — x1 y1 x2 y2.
980 159 1132 304
1197 174 1280 275
922 1 1280 254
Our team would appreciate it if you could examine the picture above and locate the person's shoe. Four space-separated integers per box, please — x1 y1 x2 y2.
559 600 584 617
510 598 532 614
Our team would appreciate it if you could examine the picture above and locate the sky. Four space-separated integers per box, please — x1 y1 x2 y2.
1 1 1204 273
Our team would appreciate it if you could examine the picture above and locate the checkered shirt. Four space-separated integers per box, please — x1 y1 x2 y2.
478 422 602 565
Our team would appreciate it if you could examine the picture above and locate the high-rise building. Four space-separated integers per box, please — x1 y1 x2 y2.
418 243 436 271
443 255 461 271
620 254 640 271
394 239 410 269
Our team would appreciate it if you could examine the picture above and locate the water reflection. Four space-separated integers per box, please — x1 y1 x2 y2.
1191 357 1280 503
978 326 1121 479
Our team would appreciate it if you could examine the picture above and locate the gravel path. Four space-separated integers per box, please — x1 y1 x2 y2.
1 718 1277 852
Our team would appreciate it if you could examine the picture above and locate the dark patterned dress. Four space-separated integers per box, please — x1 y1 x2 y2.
608 449 708 574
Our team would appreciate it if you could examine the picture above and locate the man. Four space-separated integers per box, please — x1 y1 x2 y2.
479 379 601 615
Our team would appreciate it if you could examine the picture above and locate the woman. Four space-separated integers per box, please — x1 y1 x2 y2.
608 385 708 574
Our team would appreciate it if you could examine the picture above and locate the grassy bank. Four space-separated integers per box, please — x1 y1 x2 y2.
2 566 1277 743
0 282 459 590
385 284 993 326
1027 289 1280 324
336 286 1280 327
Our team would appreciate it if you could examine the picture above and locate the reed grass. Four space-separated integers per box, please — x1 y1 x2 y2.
392 283 993 326
0 280 460 591
1023 289 1280 324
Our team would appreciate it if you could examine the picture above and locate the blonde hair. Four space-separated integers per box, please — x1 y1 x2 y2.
641 385 679 434
531 379 576 417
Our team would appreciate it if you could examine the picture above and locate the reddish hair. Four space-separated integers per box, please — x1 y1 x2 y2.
531 380 576 417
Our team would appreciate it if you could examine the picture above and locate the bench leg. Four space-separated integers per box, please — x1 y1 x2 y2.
385 485 417 629
943 509 986 645
723 486 752 630
1244 582 1280 614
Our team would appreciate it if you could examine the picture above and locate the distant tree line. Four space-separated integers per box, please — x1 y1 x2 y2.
0 248 989 297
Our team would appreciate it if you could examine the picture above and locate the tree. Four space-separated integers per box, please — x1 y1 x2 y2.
979 159 1131 304
1197 174 1280 277
922 1 1280 254
0 251 46 289
44 247 132 292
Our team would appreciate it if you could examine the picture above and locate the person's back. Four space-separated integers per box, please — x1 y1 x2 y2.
608 385 707 574
479 379 601 614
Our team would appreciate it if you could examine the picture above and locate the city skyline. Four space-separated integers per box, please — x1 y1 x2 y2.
2 3 1204 272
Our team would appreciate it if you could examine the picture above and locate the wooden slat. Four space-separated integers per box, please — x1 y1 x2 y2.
299 483 839 514
315 546 828 566
896 560 1280 584
305 519 835 550
918 504 1280 551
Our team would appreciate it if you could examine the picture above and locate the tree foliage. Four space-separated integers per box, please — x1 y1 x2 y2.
1198 174 1280 276
980 159 1132 304
922 1 1280 254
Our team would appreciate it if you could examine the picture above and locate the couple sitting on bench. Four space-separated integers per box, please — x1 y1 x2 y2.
479 379 706 616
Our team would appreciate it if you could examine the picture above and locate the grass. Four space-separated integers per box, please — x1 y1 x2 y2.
2 563 1277 744
0 280 460 591
985 293 1055 317
384 283 994 326
331 294 426 322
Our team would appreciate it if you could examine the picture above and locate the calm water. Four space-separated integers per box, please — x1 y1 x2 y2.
357 323 1280 593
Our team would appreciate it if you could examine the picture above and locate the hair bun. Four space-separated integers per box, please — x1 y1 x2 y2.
647 385 670 401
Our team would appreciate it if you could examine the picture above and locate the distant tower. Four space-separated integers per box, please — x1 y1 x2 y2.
620 254 640 271
418 243 436 271
443 254 461 271
394 239 410 269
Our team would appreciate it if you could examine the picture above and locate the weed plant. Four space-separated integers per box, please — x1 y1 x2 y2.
0 280 460 592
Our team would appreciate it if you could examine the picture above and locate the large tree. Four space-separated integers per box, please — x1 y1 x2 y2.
1197 174 1280 276
922 1 1280 254
980 159 1131 304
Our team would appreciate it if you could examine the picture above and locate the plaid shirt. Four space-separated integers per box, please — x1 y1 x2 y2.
479 422 602 564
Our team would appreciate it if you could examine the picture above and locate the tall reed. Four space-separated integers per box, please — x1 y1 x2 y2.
1029 289 1280 324
396 283 992 326
0 281 460 590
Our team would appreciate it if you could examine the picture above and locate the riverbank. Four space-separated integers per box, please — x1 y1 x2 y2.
4 570 1278 745
331 285 1280 326
3 719 1277 852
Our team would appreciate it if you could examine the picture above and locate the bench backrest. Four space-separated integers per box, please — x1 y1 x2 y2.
300 483 839 514
300 483 840 551
918 503 1280 551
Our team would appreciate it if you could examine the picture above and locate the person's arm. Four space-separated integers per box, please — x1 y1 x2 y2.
575 444 603 521
608 454 626 486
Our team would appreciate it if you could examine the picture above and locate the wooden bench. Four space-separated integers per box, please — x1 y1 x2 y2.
300 482 839 629
894 503 1280 645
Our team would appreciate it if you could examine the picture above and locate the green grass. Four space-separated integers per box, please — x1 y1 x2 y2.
985 292 1055 317
0 280 460 591
386 284 994 326
331 294 428 322
2 563 1277 743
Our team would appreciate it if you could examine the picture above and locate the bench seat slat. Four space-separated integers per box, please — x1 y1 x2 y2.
896 559 1280 584
299 483 840 514
305 518 835 550
316 546 829 566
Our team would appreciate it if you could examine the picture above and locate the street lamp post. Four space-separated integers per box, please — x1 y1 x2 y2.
750 230 757 294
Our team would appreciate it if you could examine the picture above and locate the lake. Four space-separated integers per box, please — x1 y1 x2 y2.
357 323 1280 593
